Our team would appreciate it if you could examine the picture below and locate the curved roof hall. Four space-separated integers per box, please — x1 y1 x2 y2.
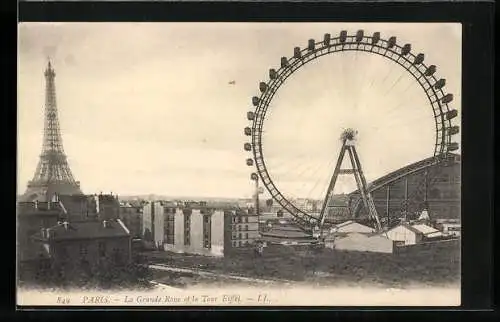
349 153 461 196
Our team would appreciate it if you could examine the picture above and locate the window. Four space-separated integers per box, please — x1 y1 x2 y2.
79 244 88 257
166 214 175 245
98 241 106 257
238 233 242 239
245 225 248 231
238 216 242 223
184 214 191 246
245 233 248 240
245 217 249 223
204 238 211 249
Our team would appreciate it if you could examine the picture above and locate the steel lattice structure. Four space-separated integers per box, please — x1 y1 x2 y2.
244 30 460 233
21 61 82 201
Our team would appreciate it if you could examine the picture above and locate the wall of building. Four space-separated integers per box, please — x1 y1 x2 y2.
58 196 97 221
17 203 60 262
190 209 203 254
231 212 259 248
142 202 154 242
223 210 260 256
333 233 394 253
95 195 120 221
394 238 460 257
153 202 165 247
210 210 225 256
48 235 131 276
163 208 226 257
439 223 461 237
386 226 422 246
172 208 185 250
119 206 143 238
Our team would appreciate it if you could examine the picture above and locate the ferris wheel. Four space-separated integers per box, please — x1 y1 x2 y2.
243 30 460 232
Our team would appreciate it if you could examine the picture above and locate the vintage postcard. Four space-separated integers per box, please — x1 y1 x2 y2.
17 22 461 307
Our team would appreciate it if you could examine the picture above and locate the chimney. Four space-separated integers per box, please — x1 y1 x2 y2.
40 228 46 238
63 221 69 230
34 200 38 209
103 220 108 228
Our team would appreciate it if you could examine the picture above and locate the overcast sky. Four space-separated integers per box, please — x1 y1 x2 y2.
17 23 461 199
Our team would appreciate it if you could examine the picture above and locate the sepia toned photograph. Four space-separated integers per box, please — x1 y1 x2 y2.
17 22 461 306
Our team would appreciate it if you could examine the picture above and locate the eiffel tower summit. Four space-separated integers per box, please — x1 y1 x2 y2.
20 60 83 202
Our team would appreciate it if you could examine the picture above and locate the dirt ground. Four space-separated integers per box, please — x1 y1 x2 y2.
142 243 460 288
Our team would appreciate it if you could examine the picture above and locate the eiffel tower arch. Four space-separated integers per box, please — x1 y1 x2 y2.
20 61 83 202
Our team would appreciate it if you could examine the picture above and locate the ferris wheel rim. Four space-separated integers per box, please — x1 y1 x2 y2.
245 31 460 226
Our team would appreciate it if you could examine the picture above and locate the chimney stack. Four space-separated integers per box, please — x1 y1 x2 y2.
63 221 69 230
40 228 46 238
34 200 39 209
103 220 108 228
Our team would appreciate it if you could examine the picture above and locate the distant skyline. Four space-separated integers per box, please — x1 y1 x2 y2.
18 23 461 199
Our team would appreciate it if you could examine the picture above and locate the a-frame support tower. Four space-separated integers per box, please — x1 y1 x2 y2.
318 129 382 232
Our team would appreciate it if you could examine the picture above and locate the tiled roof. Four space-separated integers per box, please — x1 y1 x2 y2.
32 220 130 241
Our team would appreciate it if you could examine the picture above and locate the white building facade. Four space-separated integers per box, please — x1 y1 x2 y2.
164 208 226 257
385 224 423 246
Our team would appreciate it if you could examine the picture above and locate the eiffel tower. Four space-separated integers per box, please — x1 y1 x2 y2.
20 60 83 202
318 129 382 232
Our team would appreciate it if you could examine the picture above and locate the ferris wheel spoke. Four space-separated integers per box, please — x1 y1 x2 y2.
306 156 338 199
297 158 332 193
381 70 407 98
